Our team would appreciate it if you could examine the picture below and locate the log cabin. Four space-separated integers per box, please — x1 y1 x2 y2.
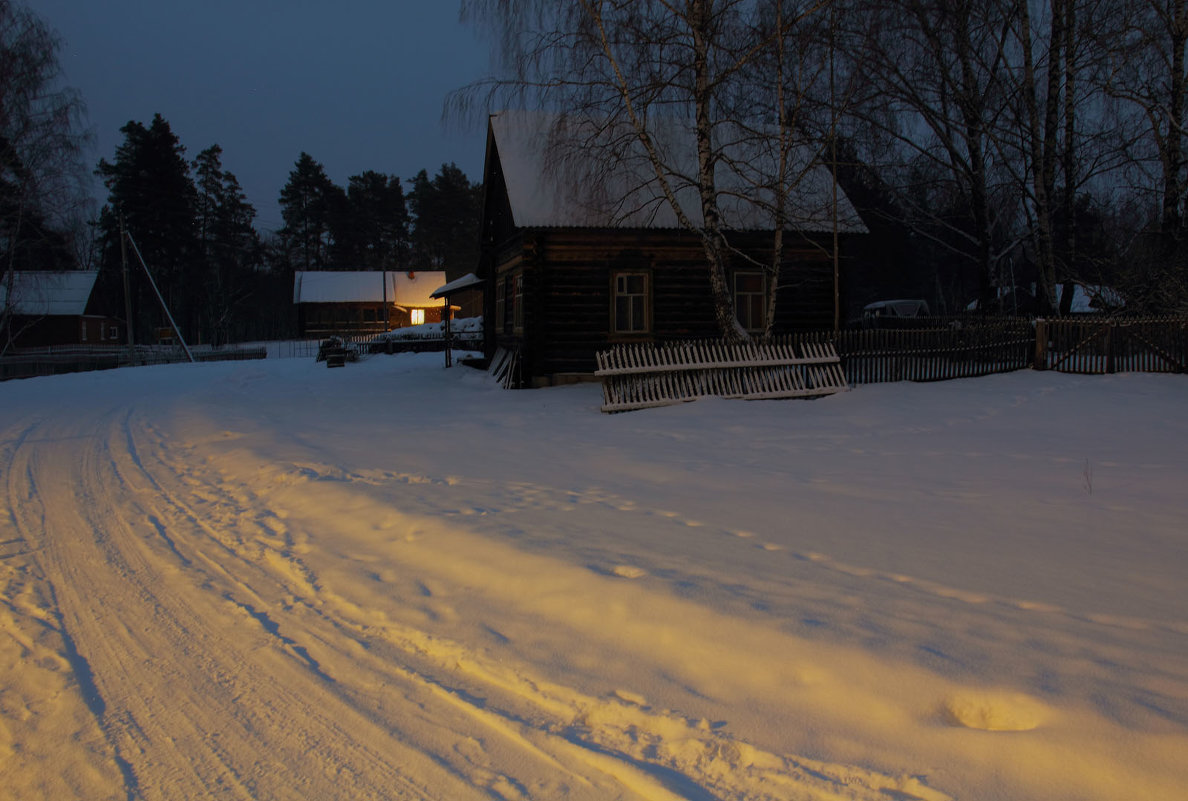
293 270 447 338
477 111 868 387
1 271 124 349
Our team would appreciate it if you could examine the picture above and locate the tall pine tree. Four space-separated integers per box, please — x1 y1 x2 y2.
277 152 344 271
193 144 260 344
407 163 481 279
96 114 199 343
334 170 410 269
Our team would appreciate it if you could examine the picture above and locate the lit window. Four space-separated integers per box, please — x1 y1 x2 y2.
734 272 766 333
613 272 649 333
410 308 425 325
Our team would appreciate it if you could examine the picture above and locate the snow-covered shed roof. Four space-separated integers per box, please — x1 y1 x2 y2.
0 271 99 316
293 271 447 307
430 273 483 299
488 110 867 234
964 283 1125 313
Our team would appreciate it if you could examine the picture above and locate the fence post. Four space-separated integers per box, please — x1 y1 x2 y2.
1105 321 1115 374
1033 319 1047 370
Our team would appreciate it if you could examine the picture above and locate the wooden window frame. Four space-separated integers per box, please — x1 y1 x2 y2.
733 271 767 334
495 277 506 332
513 273 524 333
611 271 651 335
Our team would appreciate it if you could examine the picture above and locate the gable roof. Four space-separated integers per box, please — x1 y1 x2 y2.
488 110 866 234
292 271 447 307
0 271 99 316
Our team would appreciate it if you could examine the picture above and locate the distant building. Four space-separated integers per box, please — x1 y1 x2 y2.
292 270 447 338
1 271 124 349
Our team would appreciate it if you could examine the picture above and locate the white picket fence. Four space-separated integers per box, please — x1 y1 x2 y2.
594 339 848 412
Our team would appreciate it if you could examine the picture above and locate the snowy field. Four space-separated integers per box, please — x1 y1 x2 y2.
1 353 1185 801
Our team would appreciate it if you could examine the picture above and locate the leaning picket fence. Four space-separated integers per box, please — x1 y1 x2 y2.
595 338 847 413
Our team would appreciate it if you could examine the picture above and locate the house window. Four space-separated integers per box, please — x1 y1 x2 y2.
734 272 766 333
109 325 119 340
80 319 87 342
495 278 506 332
410 308 425 325
363 308 377 323
513 274 524 332
613 272 649 333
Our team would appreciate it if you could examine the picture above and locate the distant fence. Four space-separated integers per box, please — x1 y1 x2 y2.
593 316 1184 403
825 318 1036 384
1036 317 1188 374
0 344 265 381
367 334 484 355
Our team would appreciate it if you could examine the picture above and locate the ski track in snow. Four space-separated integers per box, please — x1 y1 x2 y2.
2 359 1186 800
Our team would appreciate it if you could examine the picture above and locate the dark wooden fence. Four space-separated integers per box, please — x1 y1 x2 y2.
0 344 266 381
1036 317 1188 374
783 318 1035 385
756 316 1184 387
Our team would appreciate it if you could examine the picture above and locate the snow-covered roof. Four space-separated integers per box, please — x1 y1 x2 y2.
391 271 444 308
965 283 1125 313
489 110 867 234
293 271 447 307
430 273 483 299
0 271 99 316
1063 283 1125 312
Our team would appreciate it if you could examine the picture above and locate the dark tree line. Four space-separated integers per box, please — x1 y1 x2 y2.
90 116 483 346
275 152 480 275
3 1 482 348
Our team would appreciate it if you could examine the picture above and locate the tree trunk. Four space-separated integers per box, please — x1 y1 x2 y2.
1163 0 1188 240
1019 0 1060 314
691 0 745 342
1060 0 1077 315
954 5 996 311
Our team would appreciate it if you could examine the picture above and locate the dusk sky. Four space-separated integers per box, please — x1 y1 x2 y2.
29 0 494 232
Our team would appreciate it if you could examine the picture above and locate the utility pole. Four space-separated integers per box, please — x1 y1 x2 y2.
124 228 195 363
120 214 135 354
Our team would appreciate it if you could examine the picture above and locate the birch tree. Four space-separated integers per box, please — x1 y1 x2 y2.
842 0 1016 310
1099 0 1188 240
460 0 834 341
1 0 91 348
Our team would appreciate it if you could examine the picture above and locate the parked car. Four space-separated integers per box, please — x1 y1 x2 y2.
861 299 930 327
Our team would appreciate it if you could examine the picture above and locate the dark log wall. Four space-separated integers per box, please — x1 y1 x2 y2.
489 228 838 381
6 315 124 348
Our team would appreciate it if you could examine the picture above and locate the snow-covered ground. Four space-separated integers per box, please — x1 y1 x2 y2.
1 353 1185 801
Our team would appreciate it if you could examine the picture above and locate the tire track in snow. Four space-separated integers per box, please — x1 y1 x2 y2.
114 410 648 800
160 444 956 801
262 458 1188 742
1 418 132 801
5 407 476 800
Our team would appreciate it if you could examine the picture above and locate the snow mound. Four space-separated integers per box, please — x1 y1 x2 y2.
942 691 1050 731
